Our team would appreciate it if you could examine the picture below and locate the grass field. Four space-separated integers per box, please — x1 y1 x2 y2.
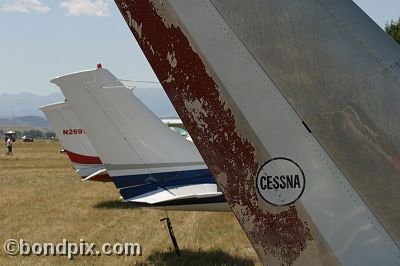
0 140 260 265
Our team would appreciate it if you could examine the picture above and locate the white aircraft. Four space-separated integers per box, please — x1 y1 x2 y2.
115 0 400 265
51 67 229 212
40 101 110 182
40 102 190 182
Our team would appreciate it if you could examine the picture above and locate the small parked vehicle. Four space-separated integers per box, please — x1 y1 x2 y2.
22 135 34 142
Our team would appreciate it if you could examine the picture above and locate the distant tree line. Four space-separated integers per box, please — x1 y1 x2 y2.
1 130 56 139
385 17 400 44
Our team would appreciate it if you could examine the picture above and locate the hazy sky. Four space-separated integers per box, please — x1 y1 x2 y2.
0 0 399 95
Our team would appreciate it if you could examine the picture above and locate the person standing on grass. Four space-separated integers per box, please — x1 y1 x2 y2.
6 137 12 155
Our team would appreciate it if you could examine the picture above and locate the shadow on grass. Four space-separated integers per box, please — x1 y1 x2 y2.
137 249 255 266
94 200 142 210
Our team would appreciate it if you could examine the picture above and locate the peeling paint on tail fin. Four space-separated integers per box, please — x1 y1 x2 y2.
114 0 400 264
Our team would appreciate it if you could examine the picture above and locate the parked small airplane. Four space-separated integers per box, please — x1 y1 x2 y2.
40 102 190 182
115 0 400 264
40 101 110 182
51 67 228 212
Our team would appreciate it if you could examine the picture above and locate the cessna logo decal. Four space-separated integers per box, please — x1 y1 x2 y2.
256 157 305 206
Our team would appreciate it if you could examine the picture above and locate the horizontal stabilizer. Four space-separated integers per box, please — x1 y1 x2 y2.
125 183 222 204
82 168 108 181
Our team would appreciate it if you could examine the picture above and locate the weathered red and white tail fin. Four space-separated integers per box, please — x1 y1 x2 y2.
114 0 400 264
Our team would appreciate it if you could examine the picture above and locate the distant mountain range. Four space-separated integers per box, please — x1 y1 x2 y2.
0 88 178 128
0 116 49 128
0 92 64 117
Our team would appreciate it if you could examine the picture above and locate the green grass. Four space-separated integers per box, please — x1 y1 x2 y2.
0 140 259 265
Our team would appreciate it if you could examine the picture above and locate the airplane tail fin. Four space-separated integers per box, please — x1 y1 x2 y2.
114 0 400 263
51 68 210 198
40 102 110 182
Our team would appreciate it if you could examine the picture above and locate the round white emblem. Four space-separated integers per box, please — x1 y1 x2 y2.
256 157 305 206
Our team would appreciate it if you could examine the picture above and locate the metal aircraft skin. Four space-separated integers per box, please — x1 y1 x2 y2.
40 102 111 182
51 67 229 212
114 0 400 265
40 102 190 182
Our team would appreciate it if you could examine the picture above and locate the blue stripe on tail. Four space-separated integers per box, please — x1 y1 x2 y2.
111 168 213 189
